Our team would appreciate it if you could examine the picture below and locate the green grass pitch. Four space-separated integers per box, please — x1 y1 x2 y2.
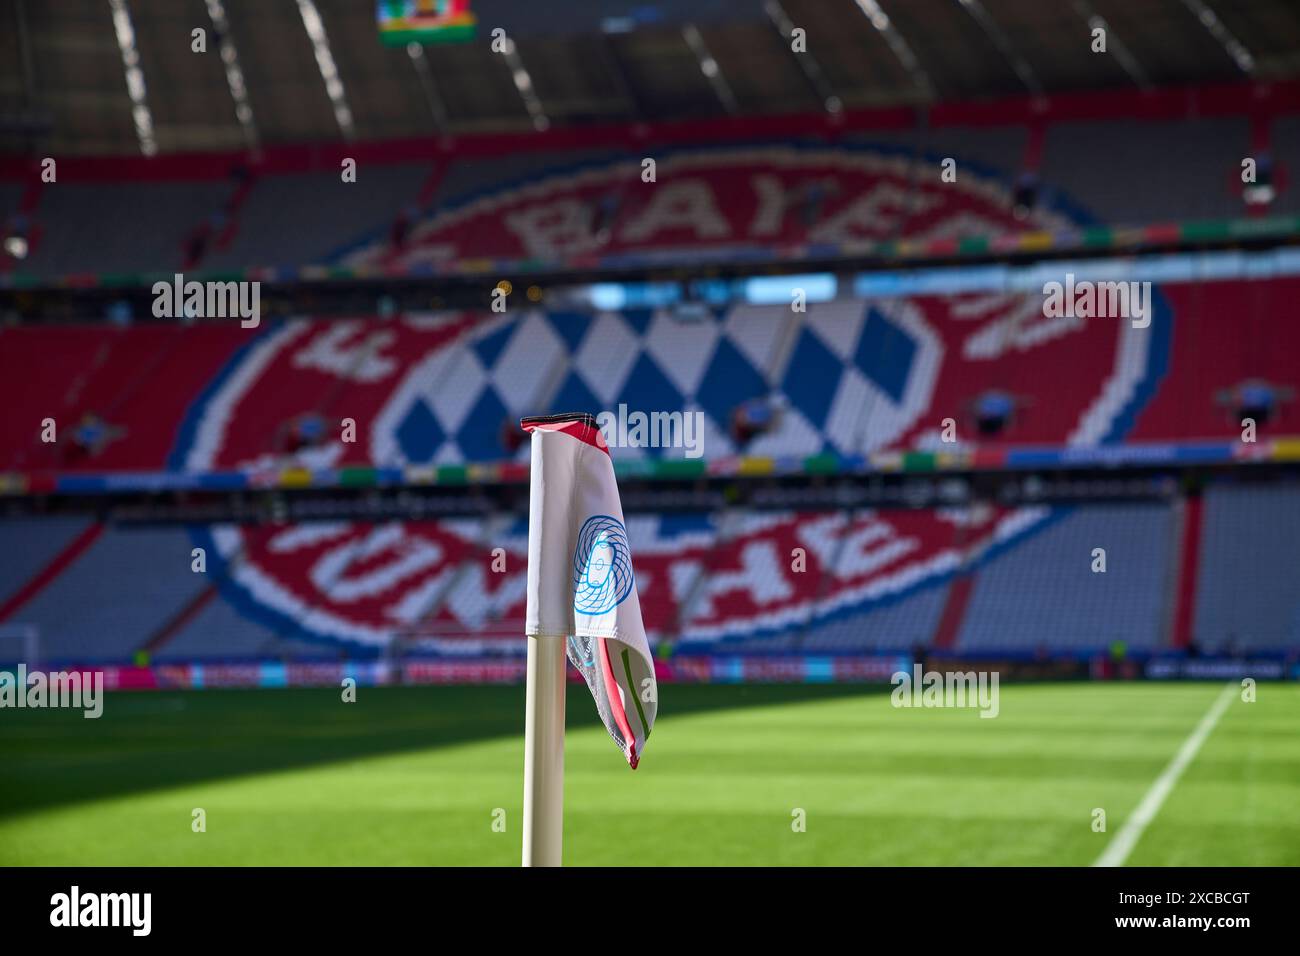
1 681 1297 865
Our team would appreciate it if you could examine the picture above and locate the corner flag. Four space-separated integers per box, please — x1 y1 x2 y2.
519 412 657 866
521 413 657 768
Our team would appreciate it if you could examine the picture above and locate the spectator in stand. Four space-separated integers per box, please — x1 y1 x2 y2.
731 395 783 448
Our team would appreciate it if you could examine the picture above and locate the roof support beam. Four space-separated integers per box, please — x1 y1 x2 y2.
682 23 740 115
106 0 157 156
15 0 37 108
1178 0 1255 74
406 43 449 131
851 0 935 102
295 0 355 140
764 0 841 113
595 31 646 121
498 37 550 131
1071 0 1151 88
954 0 1043 97
204 0 259 147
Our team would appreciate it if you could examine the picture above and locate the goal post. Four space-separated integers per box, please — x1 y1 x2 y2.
0 624 40 668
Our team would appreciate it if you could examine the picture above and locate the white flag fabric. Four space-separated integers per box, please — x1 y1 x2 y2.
522 413 657 768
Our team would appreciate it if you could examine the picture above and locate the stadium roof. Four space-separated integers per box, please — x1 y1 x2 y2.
1 0 1298 156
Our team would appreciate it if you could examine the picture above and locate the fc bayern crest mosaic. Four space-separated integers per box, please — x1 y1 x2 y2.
172 147 1169 651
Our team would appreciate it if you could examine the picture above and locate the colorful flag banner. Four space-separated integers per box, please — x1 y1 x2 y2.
377 0 476 45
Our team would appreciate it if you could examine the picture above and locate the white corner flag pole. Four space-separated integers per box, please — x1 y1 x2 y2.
520 412 656 864
522 630 566 866
522 420 567 867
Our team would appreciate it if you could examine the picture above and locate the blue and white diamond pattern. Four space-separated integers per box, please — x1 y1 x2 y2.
572 313 641 404
372 341 479 466
372 302 937 465
643 312 721 396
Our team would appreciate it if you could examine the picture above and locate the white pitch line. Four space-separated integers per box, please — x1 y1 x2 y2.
1093 681 1237 867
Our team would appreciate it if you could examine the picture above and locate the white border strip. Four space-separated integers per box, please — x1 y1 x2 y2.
1093 681 1236 867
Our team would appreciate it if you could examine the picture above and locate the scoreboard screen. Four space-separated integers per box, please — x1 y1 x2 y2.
380 1 765 44
377 0 476 45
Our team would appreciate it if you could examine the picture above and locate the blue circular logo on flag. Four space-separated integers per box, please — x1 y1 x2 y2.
573 515 634 615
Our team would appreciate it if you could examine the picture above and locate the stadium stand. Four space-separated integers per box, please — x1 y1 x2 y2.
955 503 1176 652
800 584 952 654
2 484 1294 663
1272 115 1300 215
1038 117 1251 223
0 322 253 472
3 74 1298 671
0 515 94 610
1129 277 1300 442
4 278 1300 474
0 181 24 231
5 99 1297 277
152 594 325 663
21 181 232 276
203 163 432 271
1194 483 1300 652
5 524 207 663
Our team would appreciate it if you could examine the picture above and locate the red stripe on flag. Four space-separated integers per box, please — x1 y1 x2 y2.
520 414 609 456
596 637 639 769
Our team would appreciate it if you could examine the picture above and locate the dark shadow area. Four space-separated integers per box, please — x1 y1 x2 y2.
0 682 889 819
